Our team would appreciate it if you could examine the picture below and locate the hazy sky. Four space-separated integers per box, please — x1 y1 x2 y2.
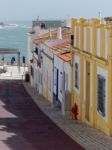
0 0 112 21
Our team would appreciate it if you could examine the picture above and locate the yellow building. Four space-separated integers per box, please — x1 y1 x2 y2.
71 18 112 135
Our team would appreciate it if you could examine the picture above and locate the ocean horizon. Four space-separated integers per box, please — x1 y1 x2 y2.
0 20 32 64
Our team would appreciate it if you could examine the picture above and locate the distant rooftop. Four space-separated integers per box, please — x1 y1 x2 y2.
32 20 63 28
104 17 112 21
0 48 19 54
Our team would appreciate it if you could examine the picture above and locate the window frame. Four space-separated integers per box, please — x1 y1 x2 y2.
97 74 106 117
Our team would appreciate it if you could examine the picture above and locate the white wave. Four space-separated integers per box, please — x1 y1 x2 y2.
20 25 31 29
0 23 19 29
8 24 19 27
0 23 31 30
0 26 3 29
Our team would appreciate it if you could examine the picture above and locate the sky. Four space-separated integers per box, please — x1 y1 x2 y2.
0 0 112 21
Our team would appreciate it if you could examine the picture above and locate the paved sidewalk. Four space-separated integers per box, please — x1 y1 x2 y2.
0 65 28 80
24 82 112 150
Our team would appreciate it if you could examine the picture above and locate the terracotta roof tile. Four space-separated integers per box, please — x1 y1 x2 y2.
58 52 71 62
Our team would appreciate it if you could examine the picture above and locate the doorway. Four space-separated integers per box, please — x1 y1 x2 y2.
56 69 59 101
85 61 90 121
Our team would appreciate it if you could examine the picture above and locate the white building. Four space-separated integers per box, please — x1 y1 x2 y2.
54 52 71 117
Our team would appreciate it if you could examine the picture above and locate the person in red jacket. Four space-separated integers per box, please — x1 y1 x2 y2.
71 103 78 120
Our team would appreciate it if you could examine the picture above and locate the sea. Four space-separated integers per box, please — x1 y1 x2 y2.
0 21 32 64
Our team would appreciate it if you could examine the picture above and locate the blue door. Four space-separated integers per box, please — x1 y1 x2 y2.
56 69 59 101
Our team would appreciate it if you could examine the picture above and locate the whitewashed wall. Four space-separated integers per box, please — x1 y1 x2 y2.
54 55 63 103
36 66 43 94
27 33 34 64
38 67 43 94
42 46 53 102
54 55 71 103
33 59 37 88
53 55 58 95
64 62 71 92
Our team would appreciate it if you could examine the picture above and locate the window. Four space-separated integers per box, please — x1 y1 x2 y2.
75 63 79 89
97 74 106 117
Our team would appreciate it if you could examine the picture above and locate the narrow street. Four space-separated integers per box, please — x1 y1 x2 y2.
0 80 85 150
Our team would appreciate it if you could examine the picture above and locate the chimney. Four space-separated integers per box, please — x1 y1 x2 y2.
49 28 52 38
57 27 62 39
99 11 102 23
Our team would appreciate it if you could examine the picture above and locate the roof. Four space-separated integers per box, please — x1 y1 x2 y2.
33 36 50 44
44 38 70 46
33 28 57 44
58 52 71 62
33 28 71 45
53 41 70 49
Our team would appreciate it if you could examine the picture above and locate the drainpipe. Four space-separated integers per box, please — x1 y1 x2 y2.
49 28 52 39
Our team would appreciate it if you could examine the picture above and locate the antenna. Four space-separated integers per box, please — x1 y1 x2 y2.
57 27 62 39
37 16 39 21
49 28 52 38
37 16 39 24
99 11 102 23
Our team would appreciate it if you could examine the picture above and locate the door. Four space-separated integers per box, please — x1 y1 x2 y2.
85 61 90 121
56 69 59 101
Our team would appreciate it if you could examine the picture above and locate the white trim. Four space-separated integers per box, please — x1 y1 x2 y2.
97 29 101 57
84 27 86 51
78 26 80 49
90 27 92 53
105 29 109 59
74 26 77 47
90 63 93 107
83 60 86 102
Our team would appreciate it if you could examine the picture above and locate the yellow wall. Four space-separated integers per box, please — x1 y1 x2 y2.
71 18 112 135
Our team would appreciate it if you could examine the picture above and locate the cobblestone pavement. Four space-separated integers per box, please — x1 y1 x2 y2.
24 82 112 150
0 80 84 150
